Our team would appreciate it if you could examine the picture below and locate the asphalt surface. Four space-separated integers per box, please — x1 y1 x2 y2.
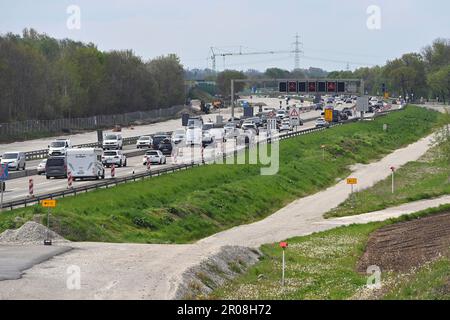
0 245 72 281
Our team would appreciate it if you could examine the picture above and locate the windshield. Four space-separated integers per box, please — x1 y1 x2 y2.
146 151 158 156
104 151 118 156
50 141 65 148
202 124 213 130
47 158 64 166
139 136 150 141
105 135 118 140
2 153 18 159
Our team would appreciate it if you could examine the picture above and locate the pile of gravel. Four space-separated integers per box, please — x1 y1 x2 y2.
0 221 69 245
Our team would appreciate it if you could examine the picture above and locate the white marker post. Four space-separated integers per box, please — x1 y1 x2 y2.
390 166 395 194
280 242 288 286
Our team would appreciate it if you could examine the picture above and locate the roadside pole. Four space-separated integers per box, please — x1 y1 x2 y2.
0 164 8 211
0 183 4 211
29 178 34 197
321 145 326 161
280 242 288 287
390 166 395 194
41 199 56 246
347 178 358 207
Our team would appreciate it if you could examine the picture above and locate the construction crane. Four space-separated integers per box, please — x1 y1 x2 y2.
210 34 303 72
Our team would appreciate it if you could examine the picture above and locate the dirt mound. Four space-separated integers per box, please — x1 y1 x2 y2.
357 212 450 273
0 221 69 245
175 246 261 299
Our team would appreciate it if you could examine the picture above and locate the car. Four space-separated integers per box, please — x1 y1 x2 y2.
37 159 47 175
136 136 153 149
315 118 330 128
241 123 259 135
340 112 349 121
102 150 127 167
172 130 186 145
48 139 71 156
247 117 263 127
342 108 353 117
45 156 67 179
152 133 170 149
158 139 173 155
279 120 292 132
143 150 166 165
314 103 324 111
202 130 214 147
102 133 123 150
276 110 287 119
1 152 26 171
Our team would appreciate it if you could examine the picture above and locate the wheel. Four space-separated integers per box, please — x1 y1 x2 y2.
123 160 127 167
119 161 122 167
46 176 50 180
164 159 167 164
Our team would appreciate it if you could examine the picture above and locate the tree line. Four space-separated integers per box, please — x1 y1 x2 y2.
0 29 185 123
328 39 450 102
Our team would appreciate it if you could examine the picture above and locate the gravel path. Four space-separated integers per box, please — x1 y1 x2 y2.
1 132 448 300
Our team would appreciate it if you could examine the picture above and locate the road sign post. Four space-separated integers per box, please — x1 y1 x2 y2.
111 164 116 178
41 199 56 246
347 178 358 206
0 164 8 211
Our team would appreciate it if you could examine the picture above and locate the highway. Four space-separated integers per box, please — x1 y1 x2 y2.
1 116 320 204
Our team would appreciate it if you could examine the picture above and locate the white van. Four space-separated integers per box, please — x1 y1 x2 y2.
48 138 71 156
67 148 105 180
186 127 202 146
103 133 123 150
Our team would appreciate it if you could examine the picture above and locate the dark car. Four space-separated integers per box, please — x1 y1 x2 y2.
152 133 170 149
158 139 173 155
340 112 349 121
46 156 67 179
342 108 353 117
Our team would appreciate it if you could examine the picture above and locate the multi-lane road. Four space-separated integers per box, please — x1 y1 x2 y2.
1 98 325 204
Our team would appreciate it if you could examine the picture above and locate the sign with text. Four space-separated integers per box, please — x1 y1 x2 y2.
41 199 57 208
346 178 358 185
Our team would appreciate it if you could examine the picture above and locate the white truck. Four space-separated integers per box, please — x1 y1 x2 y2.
66 148 105 180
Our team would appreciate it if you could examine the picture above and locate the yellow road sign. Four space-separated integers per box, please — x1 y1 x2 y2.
347 178 358 185
41 199 56 208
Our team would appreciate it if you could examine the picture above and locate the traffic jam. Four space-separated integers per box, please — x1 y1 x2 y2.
0 94 396 205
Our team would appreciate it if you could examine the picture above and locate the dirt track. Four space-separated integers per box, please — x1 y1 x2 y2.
358 212 450 273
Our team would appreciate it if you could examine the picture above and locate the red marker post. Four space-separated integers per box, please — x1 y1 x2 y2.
29 178 34 197
280 242 288 286
67 172 73 189
390 166 395 194
111 164 116 178
147 159 151 172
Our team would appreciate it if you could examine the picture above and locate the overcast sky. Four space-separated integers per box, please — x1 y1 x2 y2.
1 0 449 71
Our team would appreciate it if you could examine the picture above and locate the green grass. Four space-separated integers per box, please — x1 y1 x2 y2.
325 146 450 219
383 258 450 300
212 205 450 300
0 106 441 244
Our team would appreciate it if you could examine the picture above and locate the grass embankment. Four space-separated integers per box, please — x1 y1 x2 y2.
212 205 450 300
0 106 441 244
325 145 450 219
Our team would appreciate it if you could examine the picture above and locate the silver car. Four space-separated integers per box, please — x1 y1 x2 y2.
1 152 26 171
